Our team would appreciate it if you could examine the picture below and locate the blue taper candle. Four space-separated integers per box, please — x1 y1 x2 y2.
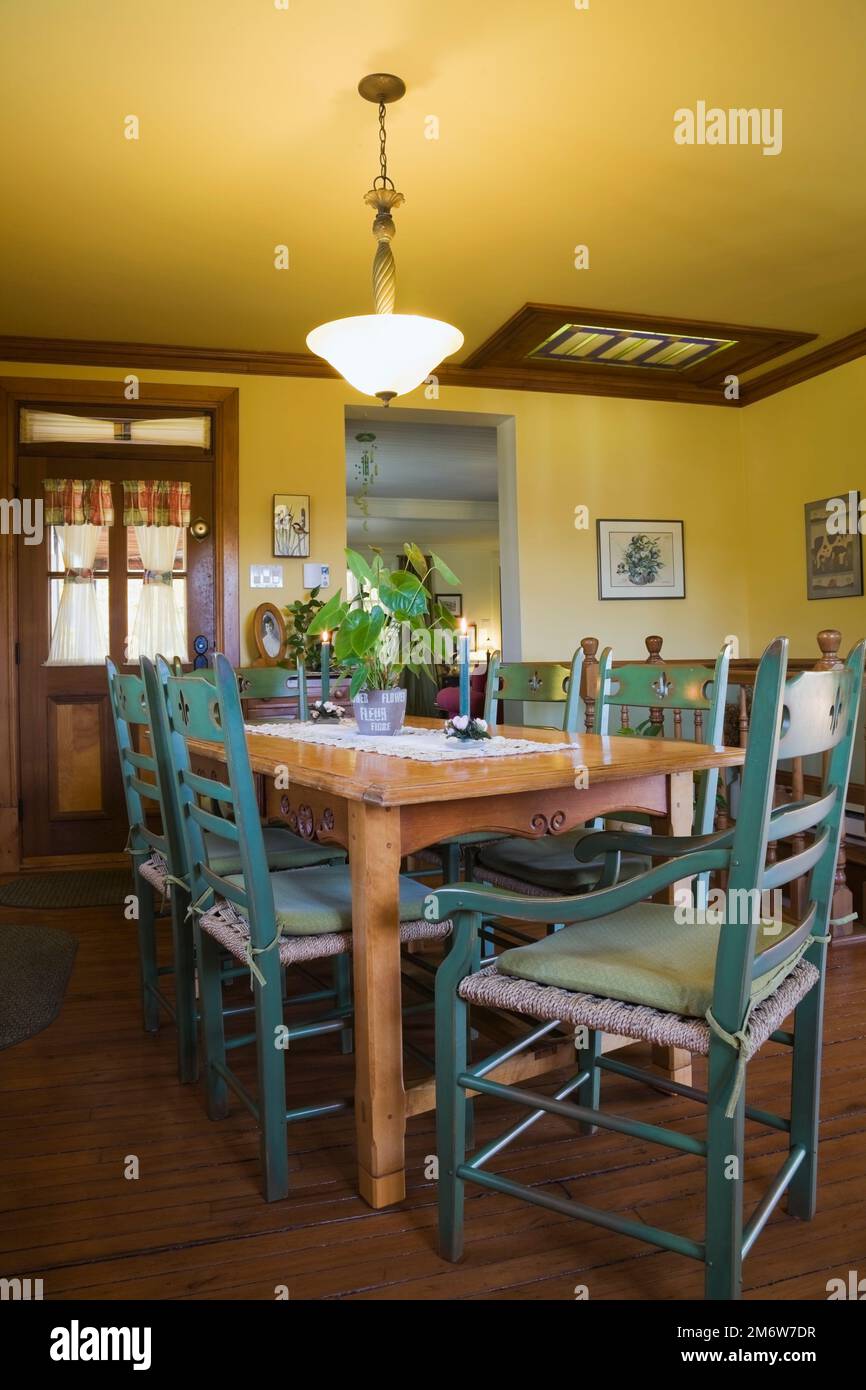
458 618 470 718
320 632 331 703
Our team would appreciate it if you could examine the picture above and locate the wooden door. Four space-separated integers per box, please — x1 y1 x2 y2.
17 450 215 861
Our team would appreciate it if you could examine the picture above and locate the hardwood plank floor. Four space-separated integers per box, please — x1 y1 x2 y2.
1 901 864 1301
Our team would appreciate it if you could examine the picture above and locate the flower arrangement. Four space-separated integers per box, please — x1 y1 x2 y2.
616 533 663 586
444 714 491 742
310 699 345 722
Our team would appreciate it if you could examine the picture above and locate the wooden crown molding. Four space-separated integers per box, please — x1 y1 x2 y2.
0 319 863 407
738 326 866 405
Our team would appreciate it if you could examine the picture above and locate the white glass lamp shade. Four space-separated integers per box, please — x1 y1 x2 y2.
306 314 464 399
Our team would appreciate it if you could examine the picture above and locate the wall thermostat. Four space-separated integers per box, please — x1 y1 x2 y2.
303 563 330 589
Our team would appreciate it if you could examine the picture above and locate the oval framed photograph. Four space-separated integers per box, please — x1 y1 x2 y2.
252 602 286 664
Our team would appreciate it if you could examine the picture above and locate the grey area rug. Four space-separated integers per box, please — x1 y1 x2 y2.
0 923 79 1049
0 869 132 910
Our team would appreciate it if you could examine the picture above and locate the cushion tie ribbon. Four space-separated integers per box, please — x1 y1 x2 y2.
705 931 831 1118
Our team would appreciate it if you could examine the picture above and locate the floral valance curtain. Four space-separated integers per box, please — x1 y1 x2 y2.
43 478 114 527
124 481 190 663
123 480 190 528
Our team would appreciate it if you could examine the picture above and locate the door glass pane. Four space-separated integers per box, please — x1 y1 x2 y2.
126 577 187 660
49 575 109 660
126 526 185 572
49 524 109 572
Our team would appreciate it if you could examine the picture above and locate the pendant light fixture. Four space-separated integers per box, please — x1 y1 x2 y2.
306 74 464 404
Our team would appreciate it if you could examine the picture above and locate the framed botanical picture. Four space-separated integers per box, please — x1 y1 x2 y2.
804 494 863 600
273 494 310 558
438 593 463 617
597 519 685 600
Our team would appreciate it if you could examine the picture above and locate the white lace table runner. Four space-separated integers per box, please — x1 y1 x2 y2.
245 719 566 762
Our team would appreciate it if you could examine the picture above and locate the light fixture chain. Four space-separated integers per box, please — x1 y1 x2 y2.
379 100 388 185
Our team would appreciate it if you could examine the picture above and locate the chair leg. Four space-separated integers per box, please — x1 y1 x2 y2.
196 926 229 1121
254 947 290 1203
170 885 198 1084
787 975 826 1221
436 917 477 1263
135 872 161 1034
441 842 461 884
334 953 354 1054
704 1035 745 1300
576 1027 601 1134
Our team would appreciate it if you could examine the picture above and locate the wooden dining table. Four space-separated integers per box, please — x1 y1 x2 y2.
186 716 744 1209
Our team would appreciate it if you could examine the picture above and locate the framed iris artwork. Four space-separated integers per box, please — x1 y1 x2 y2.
273 494 310 558
596 519 685 600
804 494 863 600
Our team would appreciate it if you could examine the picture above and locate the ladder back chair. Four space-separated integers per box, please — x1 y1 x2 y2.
106 657 197 1081
476 642 730 899
429 635 865 1299
162 653 452 1201
432 649 584 884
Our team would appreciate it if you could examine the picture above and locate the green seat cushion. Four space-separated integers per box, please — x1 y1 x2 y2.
205 825 343 876
225 864 430 936
497 903 804 1018
477 827 649 892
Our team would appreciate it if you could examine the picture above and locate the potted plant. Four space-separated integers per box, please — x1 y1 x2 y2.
283 587 326 671
308 543 460 735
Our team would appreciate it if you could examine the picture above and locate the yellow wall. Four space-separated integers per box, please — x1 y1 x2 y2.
4 357 832 669
741 357 866 654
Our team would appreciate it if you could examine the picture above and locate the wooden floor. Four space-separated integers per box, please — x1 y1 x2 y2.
1 900 865 1302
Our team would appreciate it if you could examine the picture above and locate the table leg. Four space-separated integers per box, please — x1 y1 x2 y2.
653 769 694 1084
349 801 407 1209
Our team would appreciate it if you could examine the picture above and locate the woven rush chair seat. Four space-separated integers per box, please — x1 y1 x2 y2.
458 957 818 1058
200 892 451 966
137 853 169 894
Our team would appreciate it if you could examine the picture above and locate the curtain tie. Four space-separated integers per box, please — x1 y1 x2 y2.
64 567 94 584
142 570 173 586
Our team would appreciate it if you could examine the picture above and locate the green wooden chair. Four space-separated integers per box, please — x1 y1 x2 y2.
432 651 584 883
429 635 865 1299
108 654 344 1083
475 643 730 899
162 653 452 1201
106 658 196 1080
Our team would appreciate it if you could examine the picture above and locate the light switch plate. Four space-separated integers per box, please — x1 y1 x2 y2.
250 564 284 589
303 562 330 589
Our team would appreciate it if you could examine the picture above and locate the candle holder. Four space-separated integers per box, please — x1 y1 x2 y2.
444 715 491 742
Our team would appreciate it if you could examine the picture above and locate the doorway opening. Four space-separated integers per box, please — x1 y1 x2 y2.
343 404 519 717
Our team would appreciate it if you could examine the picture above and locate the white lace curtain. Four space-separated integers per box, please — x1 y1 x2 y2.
127 525 188 662
124 481 191 662
46 523 108 665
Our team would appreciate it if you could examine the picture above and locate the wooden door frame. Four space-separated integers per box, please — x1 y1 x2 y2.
0 376 239 871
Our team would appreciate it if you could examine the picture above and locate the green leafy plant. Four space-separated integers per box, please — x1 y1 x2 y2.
283 587 326 671
308 543 460 699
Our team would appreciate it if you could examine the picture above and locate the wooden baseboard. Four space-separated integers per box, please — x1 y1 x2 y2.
18 852 129 872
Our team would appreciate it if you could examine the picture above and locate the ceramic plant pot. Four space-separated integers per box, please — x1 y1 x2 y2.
352 687 407 736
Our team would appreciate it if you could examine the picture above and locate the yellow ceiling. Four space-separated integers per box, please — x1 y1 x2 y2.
1 0 864 375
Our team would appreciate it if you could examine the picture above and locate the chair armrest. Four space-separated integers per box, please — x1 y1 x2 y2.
428 844 730 925
571 827 735 862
